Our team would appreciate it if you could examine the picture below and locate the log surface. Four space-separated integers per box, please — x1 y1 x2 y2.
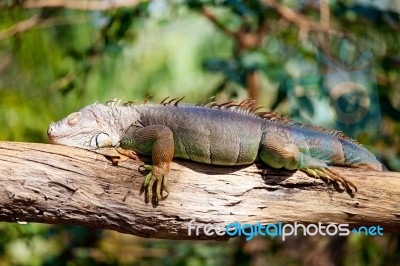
0 141 399 240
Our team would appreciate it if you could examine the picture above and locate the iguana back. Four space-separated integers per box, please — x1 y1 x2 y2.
126 104 264 165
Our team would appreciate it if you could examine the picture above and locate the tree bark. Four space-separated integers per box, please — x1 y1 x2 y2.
0 141 399 240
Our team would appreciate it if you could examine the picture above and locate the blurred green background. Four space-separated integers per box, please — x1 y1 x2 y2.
0 0 399 265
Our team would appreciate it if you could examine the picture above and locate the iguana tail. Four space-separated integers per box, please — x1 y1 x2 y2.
338 139 386 171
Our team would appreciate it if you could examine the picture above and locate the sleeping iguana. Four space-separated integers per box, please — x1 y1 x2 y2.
47 98 385 201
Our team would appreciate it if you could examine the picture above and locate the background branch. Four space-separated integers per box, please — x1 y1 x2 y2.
200 8 238 39
0 15 88 41
23 0 142 11
0 141 399 240
0 15 41 40
263 0 341 36
320 0 330 29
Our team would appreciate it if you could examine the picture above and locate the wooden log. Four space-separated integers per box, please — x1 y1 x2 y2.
0 141 399 240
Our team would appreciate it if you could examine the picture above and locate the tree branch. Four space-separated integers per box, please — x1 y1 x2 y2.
0 15 41 41
200 7 238 39
23 0 142 10
0 141 399 240
263 0 341 36
0 15 88 41
319 0 330 29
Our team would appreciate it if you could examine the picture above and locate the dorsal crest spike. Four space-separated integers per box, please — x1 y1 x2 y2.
167 98 178 105
174 96 185 106
219 101 235 107
224 103 239 109
106 98 118 107
116 97 124 106
204 102 219 108
160 96 186 107
105 98 125 107
142 95 152 104
160 96 170 104
123 100 136 107
251 106 263 113
202 98 259 113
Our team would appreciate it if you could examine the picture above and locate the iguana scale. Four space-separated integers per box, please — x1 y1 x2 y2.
47 98 385 201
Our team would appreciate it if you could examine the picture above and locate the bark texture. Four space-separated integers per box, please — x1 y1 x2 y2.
0 141 399 240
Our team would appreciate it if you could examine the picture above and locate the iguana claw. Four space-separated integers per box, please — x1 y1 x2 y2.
303 167 357 192
140 164 169 202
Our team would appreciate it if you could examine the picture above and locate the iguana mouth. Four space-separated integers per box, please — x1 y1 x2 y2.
47 122 57 141
47 122 79 143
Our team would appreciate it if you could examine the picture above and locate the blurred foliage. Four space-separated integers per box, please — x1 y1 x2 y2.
0 0 399 265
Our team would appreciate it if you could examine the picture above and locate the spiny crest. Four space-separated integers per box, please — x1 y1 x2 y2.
159 97 262 115
121 95 152 106
160 96 185 106
203 98 262 115
116 96 357 144
105 96 153 107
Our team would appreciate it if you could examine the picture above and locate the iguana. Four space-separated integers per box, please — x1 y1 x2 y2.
47 98 385 201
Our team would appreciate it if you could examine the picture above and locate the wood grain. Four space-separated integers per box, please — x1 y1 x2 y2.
0 141 399 240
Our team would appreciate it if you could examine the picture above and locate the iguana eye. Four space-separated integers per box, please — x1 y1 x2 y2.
67 112 80 126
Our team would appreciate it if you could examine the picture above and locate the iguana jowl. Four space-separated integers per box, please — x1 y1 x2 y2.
47 98 384 201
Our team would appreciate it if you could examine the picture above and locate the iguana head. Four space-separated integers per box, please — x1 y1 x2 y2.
47 103 123 150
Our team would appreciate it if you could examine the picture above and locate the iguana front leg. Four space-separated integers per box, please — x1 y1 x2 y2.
95 147 138 165
259 133 357 192
120 125 175 202
114 146 138 163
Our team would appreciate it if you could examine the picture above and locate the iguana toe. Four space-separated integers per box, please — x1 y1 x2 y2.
303 168 319 178
146 175 156 202
143 172 153 187
324 168 357 192
156 175 164 200
302 167 357 192
115 146 138 160
162 174 169 193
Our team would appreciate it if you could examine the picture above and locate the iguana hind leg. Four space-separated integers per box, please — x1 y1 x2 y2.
260 134 357 192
